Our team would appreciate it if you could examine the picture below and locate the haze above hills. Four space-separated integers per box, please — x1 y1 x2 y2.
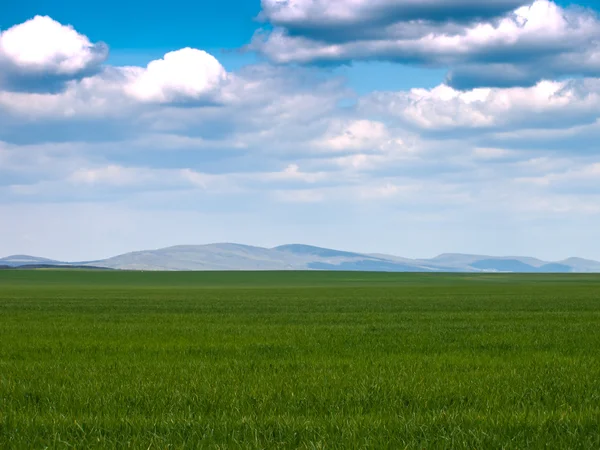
2 244 600 273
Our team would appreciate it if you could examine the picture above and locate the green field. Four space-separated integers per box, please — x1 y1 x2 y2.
1 271 600 449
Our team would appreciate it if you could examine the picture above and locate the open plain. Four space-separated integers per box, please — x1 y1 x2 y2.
1 271 599 448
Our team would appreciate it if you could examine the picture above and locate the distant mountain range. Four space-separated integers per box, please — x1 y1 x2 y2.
2 244 600 273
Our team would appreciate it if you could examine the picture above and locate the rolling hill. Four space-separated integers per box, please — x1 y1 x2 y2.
0 255 64 267
2 244 600 273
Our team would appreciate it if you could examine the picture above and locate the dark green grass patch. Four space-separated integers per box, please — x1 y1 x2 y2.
1 271 600 448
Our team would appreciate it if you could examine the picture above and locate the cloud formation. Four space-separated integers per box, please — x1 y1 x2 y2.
361 78 600 132
253 0 600 88
0 16 108 93
123 48 228 104
2 12 600 260
260 0 528 36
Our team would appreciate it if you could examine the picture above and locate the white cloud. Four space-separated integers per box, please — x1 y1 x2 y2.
123 48 228 104
0 68 132 119
0 17 227 108
265 164 326 183
260 0 527 30
362 78 600 131
0 57 347 153
0 16 108 92
315 120 404 152
254 1 600 88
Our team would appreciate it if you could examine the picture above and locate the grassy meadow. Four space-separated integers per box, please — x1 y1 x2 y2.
1 271 600 448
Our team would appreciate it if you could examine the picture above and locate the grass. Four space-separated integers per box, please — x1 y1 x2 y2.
1 271 599 449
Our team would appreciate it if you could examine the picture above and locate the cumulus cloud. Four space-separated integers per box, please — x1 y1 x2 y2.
0 60 349 152
260 0 528 39
0 16 108 93
123 48 228 104
361 78 600 132
253 0 600 88
314 119 407 154
0 51 229 129
0 16 227 105
0 68 133 121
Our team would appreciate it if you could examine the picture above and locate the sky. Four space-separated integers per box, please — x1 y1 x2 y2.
2 0 600 261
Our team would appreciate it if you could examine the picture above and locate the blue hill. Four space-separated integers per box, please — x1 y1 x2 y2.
274 244 370 259
471 259 538 272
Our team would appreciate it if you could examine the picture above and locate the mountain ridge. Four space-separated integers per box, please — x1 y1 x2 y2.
2 244 600 273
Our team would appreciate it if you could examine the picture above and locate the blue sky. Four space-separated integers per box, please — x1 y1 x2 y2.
2 0 600 261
